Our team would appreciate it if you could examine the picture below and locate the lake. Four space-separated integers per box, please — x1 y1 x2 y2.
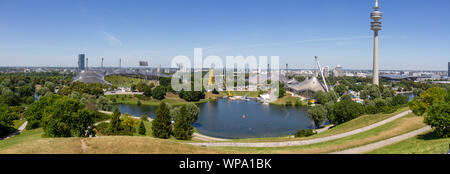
114 99 315 139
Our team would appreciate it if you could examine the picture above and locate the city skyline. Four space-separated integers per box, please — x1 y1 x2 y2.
1 0 449 71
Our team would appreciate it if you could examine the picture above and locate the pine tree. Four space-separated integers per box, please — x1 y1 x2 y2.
173 105 194 140
152 102 172 138
138 120 146 135
108 107 122 134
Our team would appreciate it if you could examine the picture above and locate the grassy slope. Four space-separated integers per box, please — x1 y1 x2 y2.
211 113 427 154
13 120 26 129
0 123 226 154
107 93 213 106
270 93 304 106
367 131 450 154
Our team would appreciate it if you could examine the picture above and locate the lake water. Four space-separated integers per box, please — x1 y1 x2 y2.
114 99 315 139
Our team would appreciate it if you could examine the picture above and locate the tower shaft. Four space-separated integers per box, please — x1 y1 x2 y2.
373 31 379 85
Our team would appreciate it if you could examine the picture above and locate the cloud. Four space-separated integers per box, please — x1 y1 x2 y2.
102 32 123 46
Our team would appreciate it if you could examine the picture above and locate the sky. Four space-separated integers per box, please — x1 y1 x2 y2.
0 0 449 70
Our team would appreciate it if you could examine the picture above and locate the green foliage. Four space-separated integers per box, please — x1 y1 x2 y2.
278 83 286 98
0 105 18 137
44 81 56 93
120 115 139 134
41 96 95 137
57 81 106 97
25 94 61 129
143 85 152 97
138 120 146 135
96 96 112 111
212 88 219 94
173 105 194 140
152 86 166 100
335 84 348 96
141 115 149 121
392 95 408 106
152 102 172 139
294 129 316 138
424 102 449 138
330 100 364 125
307 105 327 128
159 77 172 87
179 89 205 102
409 87 447 116
108 107 122 134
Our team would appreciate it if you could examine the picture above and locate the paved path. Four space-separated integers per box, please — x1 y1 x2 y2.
0 121 28 140
188 110 413 147
330 126 432 154
192 133 231 142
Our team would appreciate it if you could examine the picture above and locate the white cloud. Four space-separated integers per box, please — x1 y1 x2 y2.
102 32 123 46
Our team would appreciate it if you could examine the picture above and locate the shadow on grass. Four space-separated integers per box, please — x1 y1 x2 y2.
417 131 443 140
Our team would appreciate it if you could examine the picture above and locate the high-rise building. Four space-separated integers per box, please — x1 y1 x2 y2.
78 54 85 71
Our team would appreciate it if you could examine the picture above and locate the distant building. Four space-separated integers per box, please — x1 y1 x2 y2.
78 54 85 71
332 65 343 77
323 66 329 78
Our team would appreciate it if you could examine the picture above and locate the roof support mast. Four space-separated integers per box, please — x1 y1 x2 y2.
315 56 329 93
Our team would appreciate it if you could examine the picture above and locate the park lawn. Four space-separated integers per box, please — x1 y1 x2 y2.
13 120 26 129
211 113 427 154
270 93 304 106
105 75 158 88
367 131 450 154
228 107 410 143
108 93 213 106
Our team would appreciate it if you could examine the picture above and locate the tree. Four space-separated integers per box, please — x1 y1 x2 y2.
44 81 56 93
183 103 200 124
173 105 194 140
212 88 219 95
313 91 326 104
25 94 61 129
307 105 327 128
152 102 172 139
335 84 348 96
409 87 446 116
392 95 408 106
424 102 449 138
278 83 286 98
121 115 139 134
143 85 152 97
42 96 95 137
152 86 166 100
18 85 34 98
96 96 111 111
0 105 17 137
108 107 122 134
37 87 50 96
138 120 146 135
331 100 364 125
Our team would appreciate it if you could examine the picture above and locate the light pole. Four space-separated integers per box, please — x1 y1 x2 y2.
371 0 382 85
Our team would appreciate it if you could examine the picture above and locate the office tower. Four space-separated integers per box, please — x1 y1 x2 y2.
78 54 85 71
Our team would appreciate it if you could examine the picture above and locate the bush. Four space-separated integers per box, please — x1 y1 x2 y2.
141 115 149 121
308 105 327 128
294 129 316 138
138 121 146 135
0 105 17 137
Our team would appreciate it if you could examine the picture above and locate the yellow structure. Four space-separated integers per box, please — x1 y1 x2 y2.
208 68 214 85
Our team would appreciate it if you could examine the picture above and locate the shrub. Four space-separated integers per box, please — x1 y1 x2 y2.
308 105 327 128
152 86 166 100
141 115 149 121
294 129 316 138
138 121 146 135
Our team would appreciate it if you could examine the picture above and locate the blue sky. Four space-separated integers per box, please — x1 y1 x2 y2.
0 0 449 70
